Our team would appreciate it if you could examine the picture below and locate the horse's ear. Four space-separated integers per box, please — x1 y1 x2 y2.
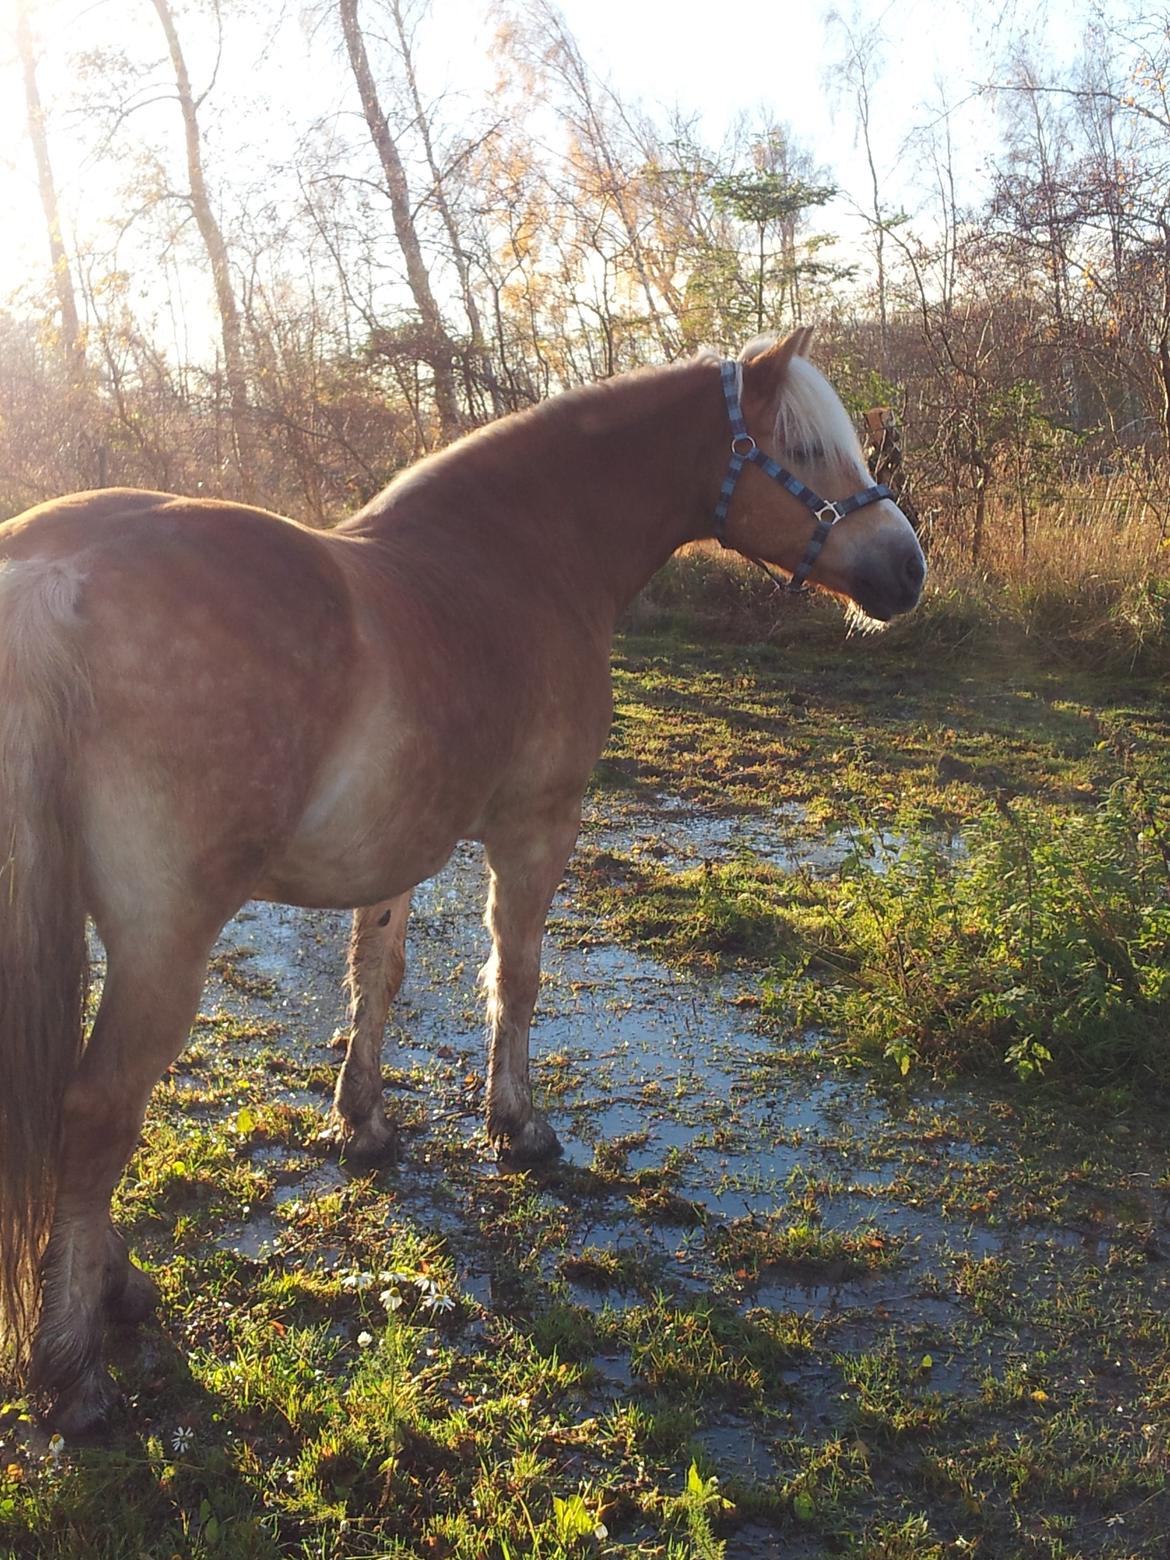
741 327 812 400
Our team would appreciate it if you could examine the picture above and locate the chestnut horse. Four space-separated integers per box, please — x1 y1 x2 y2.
0 330 924 1430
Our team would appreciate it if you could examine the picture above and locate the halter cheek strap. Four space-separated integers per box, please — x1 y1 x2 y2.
713 359 894 592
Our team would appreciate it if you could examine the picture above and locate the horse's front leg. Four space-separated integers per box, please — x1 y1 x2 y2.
331 893 410 1161
481 811 580 1163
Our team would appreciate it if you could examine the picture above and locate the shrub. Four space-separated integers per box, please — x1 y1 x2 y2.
776 769 1170 1086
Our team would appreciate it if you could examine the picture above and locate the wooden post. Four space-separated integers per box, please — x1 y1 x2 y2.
864 406 924 542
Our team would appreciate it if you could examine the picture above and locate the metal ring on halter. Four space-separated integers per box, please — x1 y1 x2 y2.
712 358 896 585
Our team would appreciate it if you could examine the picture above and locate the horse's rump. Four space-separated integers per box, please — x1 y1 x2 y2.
4 493 368 909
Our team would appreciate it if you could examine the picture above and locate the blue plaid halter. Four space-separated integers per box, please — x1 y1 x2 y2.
712 359 894 591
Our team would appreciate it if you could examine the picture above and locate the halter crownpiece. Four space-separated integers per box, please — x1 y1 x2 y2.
712 359 895 592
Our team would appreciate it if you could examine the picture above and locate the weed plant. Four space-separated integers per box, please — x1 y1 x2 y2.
777 766 1170 1086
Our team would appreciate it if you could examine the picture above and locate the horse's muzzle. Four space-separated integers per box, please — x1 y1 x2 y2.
852 537 927 622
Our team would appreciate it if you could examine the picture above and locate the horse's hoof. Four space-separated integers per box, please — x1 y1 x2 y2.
495 1112 562 1166
108 1261 160 1326
334 1111 399 1165
49 1367 120 1437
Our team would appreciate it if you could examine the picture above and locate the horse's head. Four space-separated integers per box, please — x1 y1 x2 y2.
716 330 925 624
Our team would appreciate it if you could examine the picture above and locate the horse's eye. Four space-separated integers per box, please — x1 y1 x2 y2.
789 444 824 464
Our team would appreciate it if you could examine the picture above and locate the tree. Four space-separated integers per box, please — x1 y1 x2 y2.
15 0 83 381
710 159 837 336
829 10 901 373
149 0 257 498
337 0 463 443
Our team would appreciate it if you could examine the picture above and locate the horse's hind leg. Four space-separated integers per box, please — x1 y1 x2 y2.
331 894 411 1161
481 811 581 1163
32 920 217 1434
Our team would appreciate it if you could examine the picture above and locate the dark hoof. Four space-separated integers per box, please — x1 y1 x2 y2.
495 1112 563 1166
325 1110 399 1166
48 1366 120 1437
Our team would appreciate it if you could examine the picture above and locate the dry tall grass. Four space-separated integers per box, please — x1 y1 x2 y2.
633 475 1170 671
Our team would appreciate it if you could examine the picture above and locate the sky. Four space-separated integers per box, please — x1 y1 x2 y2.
0 0 1090 315
406 0 1083 225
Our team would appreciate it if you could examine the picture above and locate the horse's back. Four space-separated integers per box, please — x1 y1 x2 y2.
3 487 340 604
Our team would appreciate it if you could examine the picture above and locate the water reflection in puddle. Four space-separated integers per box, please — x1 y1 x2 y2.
189 817 1155 1361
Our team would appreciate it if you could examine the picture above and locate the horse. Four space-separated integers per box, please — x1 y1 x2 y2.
0 328 925 1432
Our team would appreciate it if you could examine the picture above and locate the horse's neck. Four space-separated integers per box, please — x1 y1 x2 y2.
346 359 724 626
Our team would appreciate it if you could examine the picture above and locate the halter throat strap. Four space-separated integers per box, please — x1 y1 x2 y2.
712 358 894 592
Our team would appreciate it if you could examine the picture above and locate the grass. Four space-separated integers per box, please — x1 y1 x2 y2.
582 611 1170 1091
3 587 1170 1557
570 852 819 969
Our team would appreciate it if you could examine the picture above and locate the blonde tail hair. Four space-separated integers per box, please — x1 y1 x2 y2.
0 558 89 1369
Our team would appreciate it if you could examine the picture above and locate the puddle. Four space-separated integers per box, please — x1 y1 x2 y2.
693 1417 777 1483
581 794 949 878
272 1164 346 1205
163 807 1159 1407
591 1351 634 1390
217 1213 280 1260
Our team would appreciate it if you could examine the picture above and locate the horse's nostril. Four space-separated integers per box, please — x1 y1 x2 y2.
904 551 926 589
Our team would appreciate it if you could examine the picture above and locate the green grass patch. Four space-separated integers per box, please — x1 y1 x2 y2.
572 851 826 969
710 1212 899 1283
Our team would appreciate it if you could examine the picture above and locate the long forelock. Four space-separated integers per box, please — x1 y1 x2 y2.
772 356 864 465
702 337 866 466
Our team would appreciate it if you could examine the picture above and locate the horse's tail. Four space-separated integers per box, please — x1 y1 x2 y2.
0 557 90 1369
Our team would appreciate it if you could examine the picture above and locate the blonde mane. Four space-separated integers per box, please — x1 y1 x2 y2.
738 333 865 465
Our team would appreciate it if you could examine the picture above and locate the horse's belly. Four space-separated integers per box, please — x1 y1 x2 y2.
254 722 484 908
255 826 458 909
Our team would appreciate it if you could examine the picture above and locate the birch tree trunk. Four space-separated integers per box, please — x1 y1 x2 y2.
150 0 256 498
16 0 84 382
386 0 495 418
338 0 463 443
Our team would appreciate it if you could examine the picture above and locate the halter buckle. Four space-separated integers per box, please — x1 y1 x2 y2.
815 501 843 526
730 433 757 457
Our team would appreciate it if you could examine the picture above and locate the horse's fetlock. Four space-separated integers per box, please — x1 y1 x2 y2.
109 1264 159 1326
31 1312 96 1396
323 1103 398 1164
102 1228 158 1325
333 1066 383 1127
485 1075 531 1140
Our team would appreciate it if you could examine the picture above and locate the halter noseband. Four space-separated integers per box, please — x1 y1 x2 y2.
712 359 894 591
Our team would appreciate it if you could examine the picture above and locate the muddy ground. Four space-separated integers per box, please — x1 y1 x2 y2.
162 789 1170 1558
7 629 1170 1559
